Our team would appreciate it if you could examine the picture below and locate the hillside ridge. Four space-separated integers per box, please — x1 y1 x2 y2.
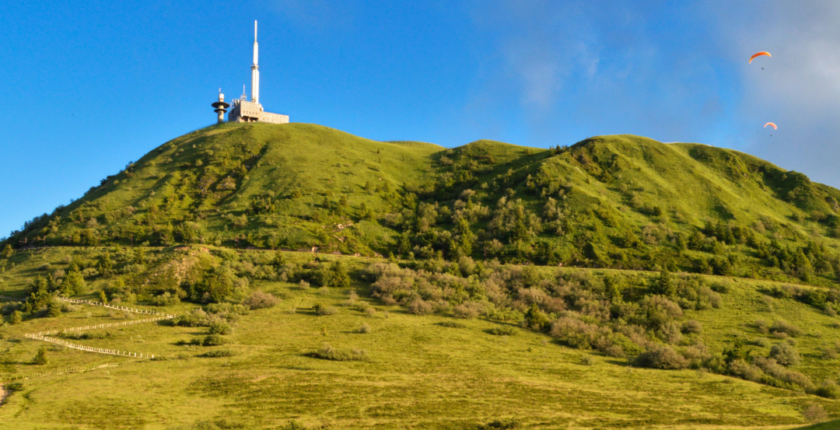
4 123 840 288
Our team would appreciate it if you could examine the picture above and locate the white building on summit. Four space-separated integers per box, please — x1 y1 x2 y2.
213 21 289 124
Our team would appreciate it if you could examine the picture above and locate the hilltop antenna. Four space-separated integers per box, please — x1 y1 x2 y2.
251 20 259 103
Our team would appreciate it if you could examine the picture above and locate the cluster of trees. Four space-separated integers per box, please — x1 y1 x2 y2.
363 258 839 396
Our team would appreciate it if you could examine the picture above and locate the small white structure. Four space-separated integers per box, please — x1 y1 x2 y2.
217 21 289 124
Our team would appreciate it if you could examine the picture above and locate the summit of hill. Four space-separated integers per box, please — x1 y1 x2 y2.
8 123 840 288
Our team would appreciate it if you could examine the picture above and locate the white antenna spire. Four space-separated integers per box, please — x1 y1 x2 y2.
251 20 260 103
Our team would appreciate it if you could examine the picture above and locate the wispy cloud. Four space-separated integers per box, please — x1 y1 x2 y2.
466 0 731 146
709 0 840 185
466 0 840 188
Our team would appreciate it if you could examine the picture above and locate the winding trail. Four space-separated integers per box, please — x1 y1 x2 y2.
1 298 178 383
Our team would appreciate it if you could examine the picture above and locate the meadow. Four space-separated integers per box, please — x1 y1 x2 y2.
1 246 839 429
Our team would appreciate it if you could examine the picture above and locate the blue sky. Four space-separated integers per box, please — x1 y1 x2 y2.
2 0 840 237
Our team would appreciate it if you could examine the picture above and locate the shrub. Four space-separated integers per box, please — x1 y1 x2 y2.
603 345 626 358
473 419 520 430
6 310 21 325
802 404 828 423
6 382 24 392
243 291 278 310
752 337 771 348
313 303 338 316
681 320 703 334
151 292 180 307
769 341 801 366
486 326 517 336
549 317 598 349
209 322 233 335
357 323 372 334
753 357 813 390
437 321 466 328
47 301 62 318
728 359 764 382
815 380 840 399
634 346 687 370
201 349 235 358
408 299 433 315
307 343 368 361
172 309 210 327
202 334 227 346
452 302 481 319
33 346 48 365
770 319 802 337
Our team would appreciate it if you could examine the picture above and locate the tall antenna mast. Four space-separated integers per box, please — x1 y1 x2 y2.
251 20 260 103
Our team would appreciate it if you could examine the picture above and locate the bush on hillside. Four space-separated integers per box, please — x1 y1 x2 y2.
802 404 828 423
408 299 434 315
680 320 703 334
208 321 232 335
815 380 840 399
313 303 338 316
201 350 235 358
769 341 801 366
770 319 803 337
486 326 517 336
307 343 368 361
634 346 687 370
151 292 181 307
243 291 279 310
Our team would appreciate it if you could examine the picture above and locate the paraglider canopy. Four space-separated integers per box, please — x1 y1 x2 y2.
749 52 771 63
764 122 777 130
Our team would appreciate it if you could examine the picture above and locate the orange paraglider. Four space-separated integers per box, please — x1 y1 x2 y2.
749 52 771 63
764 122 777 130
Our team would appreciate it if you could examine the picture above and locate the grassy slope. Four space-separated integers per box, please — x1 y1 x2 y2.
3 125 840 428
11 126 840 286
1 247 839 429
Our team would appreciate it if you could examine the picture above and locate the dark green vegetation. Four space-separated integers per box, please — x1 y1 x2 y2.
2 122 840 428
6 123 840 288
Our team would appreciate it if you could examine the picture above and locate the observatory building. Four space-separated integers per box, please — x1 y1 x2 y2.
213 21 289 124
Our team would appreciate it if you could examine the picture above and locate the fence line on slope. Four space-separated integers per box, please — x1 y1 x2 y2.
5 299 180 383
1 362 133 383
57 297 169 316
23 333 157 359
25 314 174 337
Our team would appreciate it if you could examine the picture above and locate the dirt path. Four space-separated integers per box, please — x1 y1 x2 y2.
0 384 10 407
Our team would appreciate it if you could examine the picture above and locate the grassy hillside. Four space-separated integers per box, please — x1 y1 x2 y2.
3 123 840 427
0 246 839 429
5 125 840 289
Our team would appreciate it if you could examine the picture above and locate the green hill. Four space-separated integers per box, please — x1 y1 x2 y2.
7 123 840 287
2 123 840 428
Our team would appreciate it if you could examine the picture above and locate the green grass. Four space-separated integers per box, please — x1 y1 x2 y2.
5 124 840 289
3 123 840 428
793 420 840 429
2 247 840 429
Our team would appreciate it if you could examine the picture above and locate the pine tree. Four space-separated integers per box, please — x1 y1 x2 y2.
0 244 13 259
47 301 62 318
33 347 48 365
657 268 675 297
63 269 86 296
10 310 22 325
330 261 350 288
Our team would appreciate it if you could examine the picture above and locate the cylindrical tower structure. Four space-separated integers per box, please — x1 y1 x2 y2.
212 91 230 124
251 20 259 103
